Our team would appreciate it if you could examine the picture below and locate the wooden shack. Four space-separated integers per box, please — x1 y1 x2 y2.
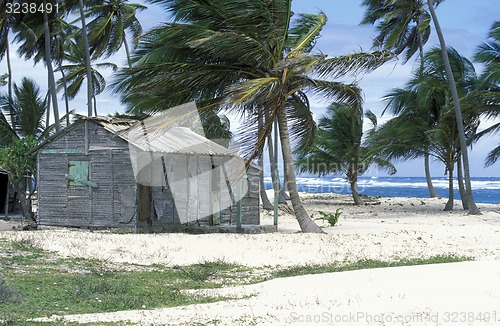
33 115 260 232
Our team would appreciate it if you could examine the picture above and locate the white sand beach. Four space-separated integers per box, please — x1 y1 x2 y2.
2 193 500 325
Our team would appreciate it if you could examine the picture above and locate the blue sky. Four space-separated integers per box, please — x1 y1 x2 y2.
4 0 500 177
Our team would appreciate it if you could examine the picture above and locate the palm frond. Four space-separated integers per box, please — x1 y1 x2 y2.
485 145 500 167
306 79 363 109
312 51 395 79
286 91 316 152
287 12 327 56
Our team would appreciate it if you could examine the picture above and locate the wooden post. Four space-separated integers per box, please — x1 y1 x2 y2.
273 169 278 227
4 179 9 219
236 178 242 230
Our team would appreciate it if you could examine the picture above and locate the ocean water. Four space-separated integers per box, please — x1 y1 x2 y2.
264 176 500 204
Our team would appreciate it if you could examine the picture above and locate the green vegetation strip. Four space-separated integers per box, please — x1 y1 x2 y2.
0 237 472 325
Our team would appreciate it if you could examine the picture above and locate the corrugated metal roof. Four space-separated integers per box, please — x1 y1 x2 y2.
31 114 239 157
91 116 237 157
122 126 237 156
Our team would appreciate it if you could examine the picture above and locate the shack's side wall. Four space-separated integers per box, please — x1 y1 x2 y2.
37 121 137 228
237 165 260 225
148 155 260 227
148 154 212 227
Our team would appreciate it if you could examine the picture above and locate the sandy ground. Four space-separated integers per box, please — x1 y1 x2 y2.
2 193 500 325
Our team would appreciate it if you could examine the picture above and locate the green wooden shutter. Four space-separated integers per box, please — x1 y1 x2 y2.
68 160 89 186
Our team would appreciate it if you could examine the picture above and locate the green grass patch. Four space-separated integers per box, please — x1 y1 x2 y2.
0 236 473 324
271 254 473 278
0 239 249 323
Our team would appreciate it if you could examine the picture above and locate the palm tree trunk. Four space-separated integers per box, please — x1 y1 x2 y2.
424 149 440 197
259 154 273 210
456 156 469 210
42 0 61 131
444 166 454 211
427 0 481 215
266 113 281 202
280 165 290 200
60 68 70 126
273 118 287 204
78 0 94 117
6 35 13 120
123 31 132 68
267 134 279 191
349 176 364 206
276 106 323 233
418 24 439 199
46 89 51 130
16 179 36 225
258 111 273 210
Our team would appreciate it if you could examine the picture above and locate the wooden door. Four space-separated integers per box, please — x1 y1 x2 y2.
138 184 152 225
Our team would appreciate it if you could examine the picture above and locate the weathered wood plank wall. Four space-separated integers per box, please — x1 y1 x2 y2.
37 120 260 230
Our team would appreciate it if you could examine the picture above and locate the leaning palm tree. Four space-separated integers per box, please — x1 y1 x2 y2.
362 0 480 213
374 47 481 210
361 0 440 63
86 0 146 67
427 0 480 214
112 0 394 233
472 21 500 166
361 0 443 198
297 103 396 205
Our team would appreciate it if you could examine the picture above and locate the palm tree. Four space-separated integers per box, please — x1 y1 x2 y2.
0 77 49 225
361 0 440 63
58 38 117 115
361 0 442 198
51 18 78 126
62 0 96 117
427 0 480 214
12 0 62 130
200 111 232 148
16 12 76 126
113 0 394 233
0 0 15 116
374 47 481 210
0 77 47 141
297 103 396 205
473 21 500 166
86 0 146 67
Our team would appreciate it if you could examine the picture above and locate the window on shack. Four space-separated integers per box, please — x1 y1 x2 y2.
68 160 89 186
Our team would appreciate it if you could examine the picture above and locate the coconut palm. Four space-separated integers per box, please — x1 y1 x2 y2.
59 0 96 117
472 21 500 166
86 0 146 67
297 103 396 205
16 13 76 126
373 47 481 210
58 38 117 115
427 0 480 214
12 0 62 130
361 0 441 63
362 0 480 213
0 78 47 142
361 0 444 198
200 111 232 148
0 77 49 225
0 0 15 116
112 0 394 233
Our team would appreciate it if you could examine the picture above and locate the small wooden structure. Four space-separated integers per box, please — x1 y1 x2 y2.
33 116 260 232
